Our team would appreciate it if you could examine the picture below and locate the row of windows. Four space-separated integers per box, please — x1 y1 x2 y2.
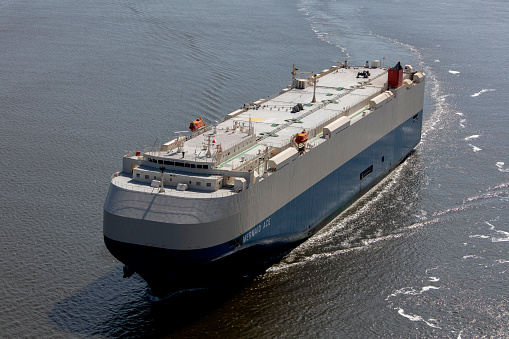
137 173 157 180
135 173 212 187
147 158 209 169
197 182 213 187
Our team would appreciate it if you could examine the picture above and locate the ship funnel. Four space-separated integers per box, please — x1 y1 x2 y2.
388 62 403 88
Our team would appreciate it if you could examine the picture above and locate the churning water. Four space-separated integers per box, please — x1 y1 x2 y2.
1 0 507 337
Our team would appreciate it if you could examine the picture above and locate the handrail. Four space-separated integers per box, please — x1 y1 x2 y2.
111 176 236 198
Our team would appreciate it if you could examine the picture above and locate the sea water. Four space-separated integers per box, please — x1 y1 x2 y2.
0 0 507 337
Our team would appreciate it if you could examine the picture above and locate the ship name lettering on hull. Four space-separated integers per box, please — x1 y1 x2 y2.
243 217 271 243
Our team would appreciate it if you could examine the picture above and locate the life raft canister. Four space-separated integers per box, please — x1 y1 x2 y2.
189 117 205 132
295 130 308 144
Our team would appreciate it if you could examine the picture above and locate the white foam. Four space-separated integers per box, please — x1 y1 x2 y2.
386 285 439 300
487 183 509 192
480 221 509 242
433 204 474 217
386 287 414 300
420 69 449 140
428 276 440 282
486 221 495 230
424 319 441 329
421 286 440 292
493 229 509 242
297 4 349 56
468 144 482 152
464 135 479 140
306 163 412 249
449 70 460 75
455 112 464 116
396 308 441 328
361 232 405 246
425 266 439 273
439 94 450 101
464 191 507 203
469 235 490 239
414 209 428 220
265 246 363 275
397 308 421 321
471 89 496 97
434 59 440 63
463 255 483 259
496 162 509 172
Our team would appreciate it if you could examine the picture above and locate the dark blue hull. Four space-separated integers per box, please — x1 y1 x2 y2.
104 110 422 295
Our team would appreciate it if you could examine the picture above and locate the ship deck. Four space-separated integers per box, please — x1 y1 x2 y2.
147 66 389 172
112 173 237 198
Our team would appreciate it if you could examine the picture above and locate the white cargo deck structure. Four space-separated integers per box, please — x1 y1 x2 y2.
115 63 423 197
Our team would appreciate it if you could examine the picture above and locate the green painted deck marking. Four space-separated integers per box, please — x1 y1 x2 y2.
349 105 371 120
217 143 261 169
310 132 324 143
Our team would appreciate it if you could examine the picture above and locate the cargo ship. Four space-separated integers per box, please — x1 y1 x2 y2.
103 61 425 296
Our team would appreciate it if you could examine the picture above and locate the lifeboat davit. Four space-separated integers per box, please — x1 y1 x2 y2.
295 130 308 144
189 117 205 132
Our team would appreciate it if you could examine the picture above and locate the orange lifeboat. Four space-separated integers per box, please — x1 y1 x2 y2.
295 130 308 144
189 117 205 132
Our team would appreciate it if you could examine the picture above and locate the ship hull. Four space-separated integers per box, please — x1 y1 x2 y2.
104 109 422 295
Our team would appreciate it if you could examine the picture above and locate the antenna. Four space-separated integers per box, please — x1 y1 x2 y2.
151 136 159 153
292 64 298 80
206 133 214 157
311 73 317 103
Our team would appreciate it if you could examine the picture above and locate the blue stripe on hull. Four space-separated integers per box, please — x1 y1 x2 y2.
242 109 422 246
104 110 422 290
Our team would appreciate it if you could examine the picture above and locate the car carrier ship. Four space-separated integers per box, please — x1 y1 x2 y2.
104 61 425 296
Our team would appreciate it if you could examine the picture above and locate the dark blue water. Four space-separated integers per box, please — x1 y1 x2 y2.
1 0 507 337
